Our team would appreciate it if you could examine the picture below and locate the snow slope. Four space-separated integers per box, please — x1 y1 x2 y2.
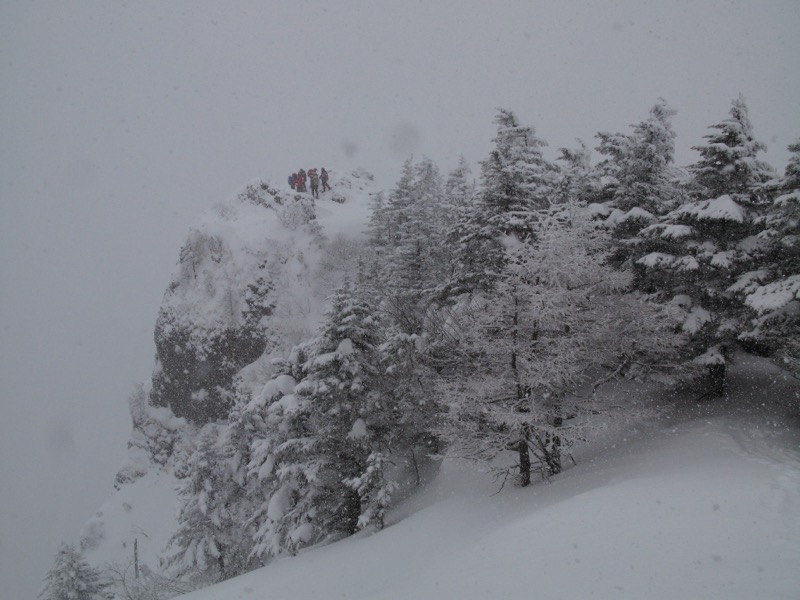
80 469 180 573
176 355 800 600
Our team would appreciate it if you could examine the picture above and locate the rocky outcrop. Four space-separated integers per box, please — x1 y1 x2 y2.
146 174 376 424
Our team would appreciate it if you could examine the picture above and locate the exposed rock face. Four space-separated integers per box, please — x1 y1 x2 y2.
147 182 309 423
150 302 275 422
146 174 376 424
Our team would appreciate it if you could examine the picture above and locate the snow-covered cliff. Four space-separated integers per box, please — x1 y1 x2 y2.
79 169 382 581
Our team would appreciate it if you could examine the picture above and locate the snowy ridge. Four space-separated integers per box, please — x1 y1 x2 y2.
161 169 377 339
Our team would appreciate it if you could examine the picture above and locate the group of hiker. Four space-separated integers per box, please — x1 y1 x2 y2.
288 167 330 199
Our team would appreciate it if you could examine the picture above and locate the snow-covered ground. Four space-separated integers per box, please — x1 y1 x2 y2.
166 354 799 600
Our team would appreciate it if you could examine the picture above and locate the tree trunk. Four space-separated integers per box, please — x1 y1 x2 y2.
342 488 362 535
409 448 421 486
707 363 727 398
531 421 562 477
518 443 531 487
217 543 228 581
545 416 563 476
518 424 531 487
545 433 562 475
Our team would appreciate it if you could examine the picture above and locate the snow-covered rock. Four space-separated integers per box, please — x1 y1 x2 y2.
149 170 379 423
80 169 382 578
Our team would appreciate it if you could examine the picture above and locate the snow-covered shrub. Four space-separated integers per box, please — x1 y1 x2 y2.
39 543 110 600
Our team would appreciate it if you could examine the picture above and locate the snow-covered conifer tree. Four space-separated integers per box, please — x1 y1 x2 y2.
163 424 255 582
444 155 476 210
448 109 558 296
425 157 479 302
366 190 389 250
40 543 109 600
475 108 557 248
376 328 441 478
554 140 598 205
438 207 684 484
735 139 800 378
599 99 681 215
239 347 306 559
594 100 688 276
253 281 397 554
368 157 456 334
367 158 414 257
382 158 445 295
482 108 557 218
690 94 774 200
635 96 776 394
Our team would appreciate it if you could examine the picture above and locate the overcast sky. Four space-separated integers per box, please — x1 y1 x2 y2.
1 2 798 598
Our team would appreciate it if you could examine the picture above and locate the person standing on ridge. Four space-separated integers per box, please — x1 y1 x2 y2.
320 167 331 192
309 168 320 199
298 169 307 193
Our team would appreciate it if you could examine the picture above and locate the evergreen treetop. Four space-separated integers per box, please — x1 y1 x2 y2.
40 543 109 600
690 94 774 203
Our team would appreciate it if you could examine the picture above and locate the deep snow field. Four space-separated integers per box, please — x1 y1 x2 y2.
169 353 799 600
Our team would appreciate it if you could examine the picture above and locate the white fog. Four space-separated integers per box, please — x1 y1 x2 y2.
1 2 798 599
